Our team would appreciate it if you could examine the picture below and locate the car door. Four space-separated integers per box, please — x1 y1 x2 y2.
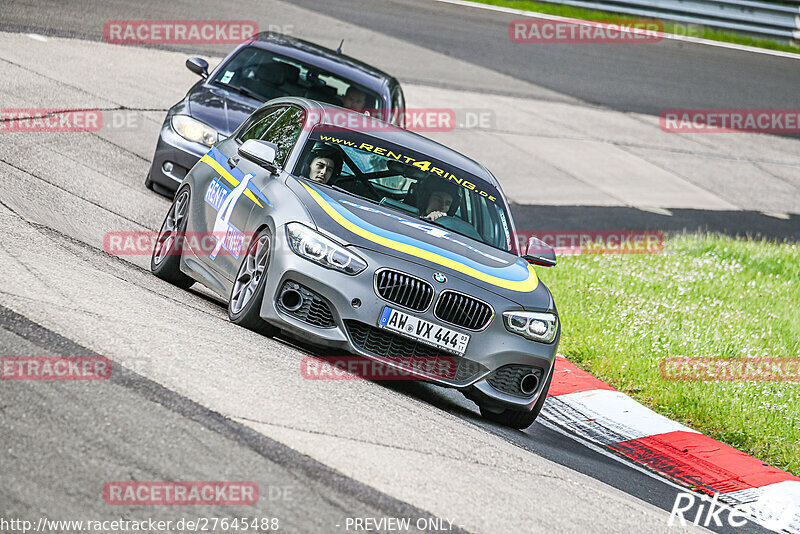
238 105 307 231
195 105 289 280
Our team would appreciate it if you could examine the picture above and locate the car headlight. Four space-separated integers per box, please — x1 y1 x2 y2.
503 311 558 343
171 115 219 147
286 223 367 275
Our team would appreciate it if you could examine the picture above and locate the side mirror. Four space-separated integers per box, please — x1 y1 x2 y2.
523 237 557 267
238 139 279 174
186 57 209 78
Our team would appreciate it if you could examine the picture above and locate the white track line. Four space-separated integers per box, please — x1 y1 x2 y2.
430 0 800 60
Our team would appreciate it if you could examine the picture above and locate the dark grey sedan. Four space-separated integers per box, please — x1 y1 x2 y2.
146 32 405 197
151 98 559 429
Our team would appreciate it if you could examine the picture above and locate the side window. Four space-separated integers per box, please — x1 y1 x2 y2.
262 107 305 166
237 106 287 143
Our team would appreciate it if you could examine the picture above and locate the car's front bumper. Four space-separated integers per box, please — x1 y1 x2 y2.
258 233 559 412
147 115 210 196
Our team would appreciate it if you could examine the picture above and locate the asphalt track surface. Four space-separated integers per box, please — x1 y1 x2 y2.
3 0 800 113
0 1 795 533
2 0 798 238
289 0 800 115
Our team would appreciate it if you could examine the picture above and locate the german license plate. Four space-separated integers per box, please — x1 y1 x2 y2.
377 306 470 356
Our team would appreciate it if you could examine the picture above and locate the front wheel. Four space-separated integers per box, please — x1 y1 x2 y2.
480 363 554 429
228 228 277 336
151 186 194 289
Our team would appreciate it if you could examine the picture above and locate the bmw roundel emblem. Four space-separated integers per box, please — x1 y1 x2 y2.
433 272 447 284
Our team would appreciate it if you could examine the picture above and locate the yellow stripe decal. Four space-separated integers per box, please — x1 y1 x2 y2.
200 154 263 208
300 182 538 292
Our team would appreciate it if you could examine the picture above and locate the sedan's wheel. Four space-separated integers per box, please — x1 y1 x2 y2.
479 363 554 430
228 228 277 335
150 186 194 289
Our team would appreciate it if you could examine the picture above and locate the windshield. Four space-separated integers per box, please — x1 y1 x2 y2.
293 129 514 252
211 46 381 111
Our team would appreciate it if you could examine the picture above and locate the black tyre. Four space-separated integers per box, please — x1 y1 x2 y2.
145 173 155 190
228 228 277 336
151 186 194 289
479 363 554 429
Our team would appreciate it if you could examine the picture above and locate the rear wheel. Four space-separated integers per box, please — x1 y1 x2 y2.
479 363 554 429
151 186 194 289
228 228 277 336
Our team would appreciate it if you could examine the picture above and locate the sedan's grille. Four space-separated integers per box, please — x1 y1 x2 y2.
277 281 335 328
375 269 434 312
434 291 493 330
344 320 487 384
486 365 543 398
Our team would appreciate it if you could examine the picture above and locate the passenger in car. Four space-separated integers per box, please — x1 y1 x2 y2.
342 86 367 112
416 178 461 221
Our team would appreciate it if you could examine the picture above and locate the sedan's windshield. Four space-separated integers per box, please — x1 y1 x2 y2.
212 46 381 111
293 129 514 252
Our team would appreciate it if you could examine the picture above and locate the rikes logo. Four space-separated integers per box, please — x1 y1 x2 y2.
433 272 447 284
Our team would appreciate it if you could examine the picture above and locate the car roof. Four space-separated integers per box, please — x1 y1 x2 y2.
271 97 499 187
247 32 397 95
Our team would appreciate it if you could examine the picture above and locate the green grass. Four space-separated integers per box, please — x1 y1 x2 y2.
537 233 800 475
476 0 800 53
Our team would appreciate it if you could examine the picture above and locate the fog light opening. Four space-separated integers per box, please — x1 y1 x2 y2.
280 289 303 311
519 373 540 396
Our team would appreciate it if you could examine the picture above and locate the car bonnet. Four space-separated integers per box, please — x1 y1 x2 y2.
187 84 258 137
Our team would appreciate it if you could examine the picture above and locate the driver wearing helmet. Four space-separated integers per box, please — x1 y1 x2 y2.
416 177 461 221
301 143 343 184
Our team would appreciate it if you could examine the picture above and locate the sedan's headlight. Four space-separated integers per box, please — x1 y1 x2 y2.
503 311 558 343
286 223 367 275
171 115 219 147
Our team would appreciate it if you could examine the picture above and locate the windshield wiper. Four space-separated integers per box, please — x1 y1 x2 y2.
212 80 263 101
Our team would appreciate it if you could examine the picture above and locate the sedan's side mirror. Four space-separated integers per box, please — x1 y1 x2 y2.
238 139 279 174
186 57 209 78
523 236 557 267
